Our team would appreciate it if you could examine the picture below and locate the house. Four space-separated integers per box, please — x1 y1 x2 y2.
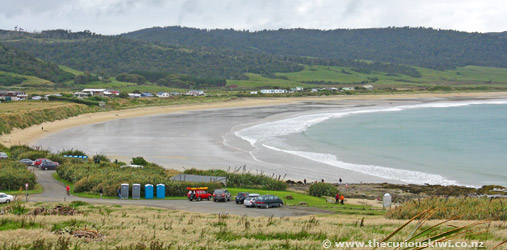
186 90 205 96
260 89 275 94
341 87 355 91
82 89 106 96
295 87 304 91
170 91 181 96
274 89 288 94
0 91 27 101
105 89 120 96
363 85 374 90
128 93 141 98
311 88 319 92
250 91 258 94
156 92 170 98
73 92 90 98
170 174 227 185
141 92 154 97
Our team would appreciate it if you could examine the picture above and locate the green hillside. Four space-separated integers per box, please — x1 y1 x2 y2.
229 65 507 90
0 42 74 84
124 26 507 70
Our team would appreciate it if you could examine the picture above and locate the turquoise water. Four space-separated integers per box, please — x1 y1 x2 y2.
298 104 507 186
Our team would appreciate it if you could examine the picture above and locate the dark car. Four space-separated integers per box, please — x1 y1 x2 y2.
40 160 59 170
19 159 34 166
213 189 231 202
255 195 284 208
235 192 250 204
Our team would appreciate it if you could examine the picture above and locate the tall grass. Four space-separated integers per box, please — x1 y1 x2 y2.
183 168 287 190
386 197 507 221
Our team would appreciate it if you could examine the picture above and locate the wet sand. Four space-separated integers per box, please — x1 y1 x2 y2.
24 92 507 184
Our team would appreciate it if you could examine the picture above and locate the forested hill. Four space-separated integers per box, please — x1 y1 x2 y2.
1 34 303 80
123 27 507 70
0 43 74 83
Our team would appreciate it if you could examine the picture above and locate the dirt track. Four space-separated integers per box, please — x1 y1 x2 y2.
29 167 330 217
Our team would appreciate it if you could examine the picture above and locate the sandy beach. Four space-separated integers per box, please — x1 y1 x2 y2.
2 92 506 148
3 92 507 184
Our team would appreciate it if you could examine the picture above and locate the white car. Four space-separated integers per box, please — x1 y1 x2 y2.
0 193 14 203
243 193 260 207
0 152 8 159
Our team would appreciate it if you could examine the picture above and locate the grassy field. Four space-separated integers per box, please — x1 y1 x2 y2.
227 65 507 90
0 184 44 196
0 202 504 249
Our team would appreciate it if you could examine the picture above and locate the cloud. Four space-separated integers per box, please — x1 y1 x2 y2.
0 0 505 34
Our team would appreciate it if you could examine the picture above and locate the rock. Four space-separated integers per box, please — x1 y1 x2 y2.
285 195 294 200
298 202 308 206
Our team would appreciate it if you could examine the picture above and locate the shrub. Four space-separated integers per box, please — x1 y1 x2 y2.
59 149 87 157
131 157 148 166
47 154 66 164
0 162 36 190
17 150 49 160
93 154 110 163
183 168 287 190
9 145 33 159
309 183 338 197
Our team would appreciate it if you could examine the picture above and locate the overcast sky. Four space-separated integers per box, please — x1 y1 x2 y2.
1 0 505 35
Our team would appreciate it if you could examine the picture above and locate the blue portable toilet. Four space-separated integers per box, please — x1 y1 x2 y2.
156 184 165 199
145 184 154 199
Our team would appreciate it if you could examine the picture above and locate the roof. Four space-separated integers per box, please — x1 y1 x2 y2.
82 89 106 92
170 174 227 184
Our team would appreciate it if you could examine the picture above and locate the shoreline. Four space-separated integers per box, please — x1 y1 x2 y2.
3 92 507 148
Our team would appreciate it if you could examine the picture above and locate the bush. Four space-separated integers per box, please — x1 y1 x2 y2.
9 145 33 159
59 149 87 157
17 150 49 160
309 182 338 197
0 162 36 190
47 154 66 164
93 154 110 163
131 157 148 166
183 168 287 190
57 162 223 197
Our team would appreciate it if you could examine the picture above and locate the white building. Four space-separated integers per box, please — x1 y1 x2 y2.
341 87 355 91
186 90 205 96
250 91 258 95
73 92 90 98
363 85 374 90
82 89 106 96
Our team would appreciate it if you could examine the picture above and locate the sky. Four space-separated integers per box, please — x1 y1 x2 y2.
0 0 505 35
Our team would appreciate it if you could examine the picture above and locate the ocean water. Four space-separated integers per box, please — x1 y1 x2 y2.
235 100 507 186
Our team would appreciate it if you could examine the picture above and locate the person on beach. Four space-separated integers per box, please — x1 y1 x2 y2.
303 179 307 185
340 195 345 205
66 185 70 196
321 179 324 183
99 188 103 198
339 178 342 185
117 188 121 199
335 193 339 203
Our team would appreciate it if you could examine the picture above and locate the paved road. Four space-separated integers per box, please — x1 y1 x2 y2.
29 167 329 217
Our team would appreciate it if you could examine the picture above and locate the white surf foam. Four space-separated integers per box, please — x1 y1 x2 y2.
234 99 507 185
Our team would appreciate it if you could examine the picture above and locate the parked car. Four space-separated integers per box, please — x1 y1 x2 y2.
40 160 59 170
34 159 59 168
19 159 34 166
187 187 212 201
33 158 50 167
243 193 260 208
235 192 250 204
0 152 8 159
0 193 14 203
255 195 284 208
213 189 231 202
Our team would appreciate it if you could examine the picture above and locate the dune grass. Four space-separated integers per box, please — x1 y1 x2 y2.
0 202 504 249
